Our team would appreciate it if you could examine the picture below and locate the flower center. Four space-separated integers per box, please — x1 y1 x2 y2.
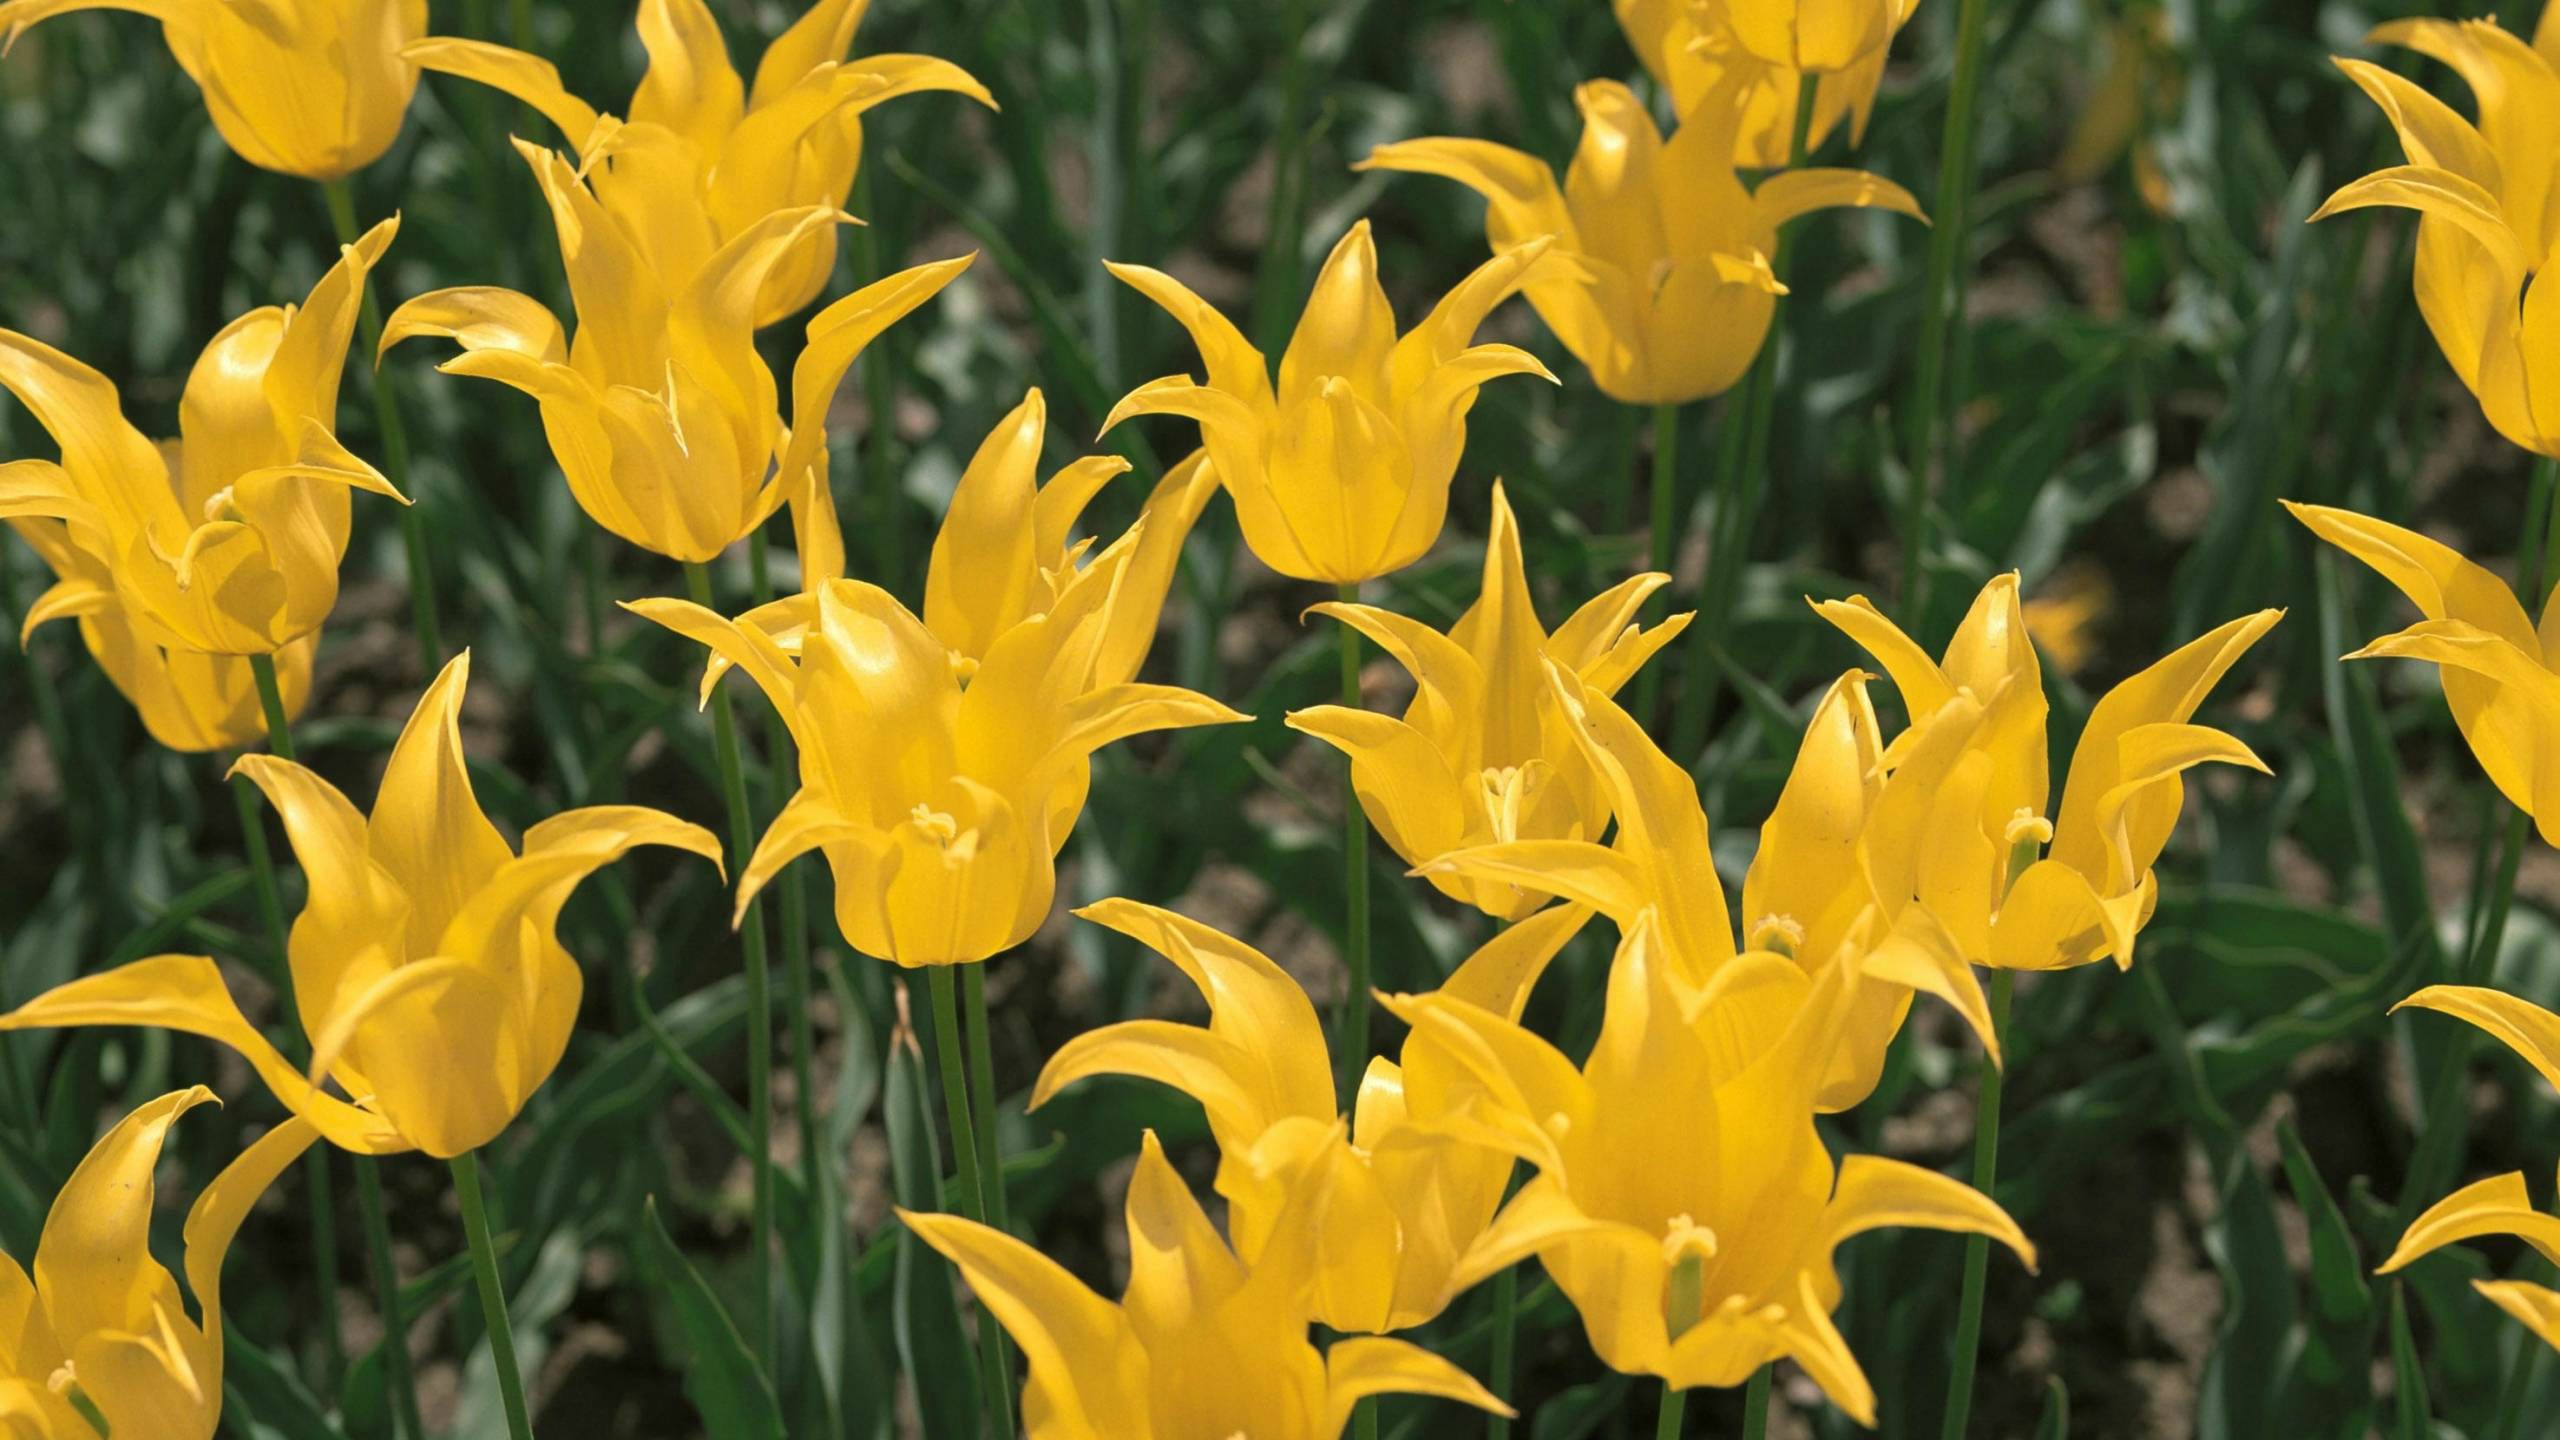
1747 913 1804 959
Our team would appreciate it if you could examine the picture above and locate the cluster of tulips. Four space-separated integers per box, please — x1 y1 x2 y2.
5 0 2560 1435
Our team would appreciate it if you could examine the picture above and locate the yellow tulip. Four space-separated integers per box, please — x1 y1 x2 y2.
1103 221 1557 584
901 1129 1509 1438
1614 0 1914 165
1817 574 2280 971
2289 502 2560 843
1382 914 2034 1422
2316 20 2560 456
384 141 971 565
628 535 1246 967
0 0 424 180
2379 986 2560 1353
1359 77 1923 406
0 220 404 657
408 0 992 325
1417 658 1993 1110
0 1088 317 1438
1033 898 1589 1334
0 653 721 1158
1287 482 1689 919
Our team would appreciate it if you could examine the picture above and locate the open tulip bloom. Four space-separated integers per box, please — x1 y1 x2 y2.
0 0 425 180
2289 502 2560 844
0 1088 315 1438
0 219 402 664
1103 220 1558 584
1288 481 1690 921
407 0 991 327
1359 75 1923 406
2380 985 2560 1353
385 138 974 566
2317 6 2560 457
1382 912 2035 1423
1034 898 1589 1335
1615 0 1919 166
0 653 721 1158
901 1129 1509 1439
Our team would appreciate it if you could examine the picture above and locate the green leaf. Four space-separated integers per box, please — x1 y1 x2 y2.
2274 1115 2376 1435
2032 1374 2070 1440
639 1195 786 1440
2390 1282 2431 1440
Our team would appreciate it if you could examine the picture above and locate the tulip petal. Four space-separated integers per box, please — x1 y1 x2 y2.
1324 1336 1510 1434
622 596 808 745
1419 839 1647 921
776 253 975 498
1772 1270 1877 1427
2393 984 2560 1095
2473 1279 2560 1352
1443 1172 1634 1291
1378 993 1592 1180
2311 164 2532 291
1286 706 1473 868
1069 897 1336 1117
1440 902 1590 1019
1825 1153 2037 1269
1357 136 1579 254
2380 1169 2560 1271
1861 907 2002 1065
0 327 174 545
1753 167 1928 231
404 37 602 147
896 1207 1142 1437
181 1113 320 1404
1103 262 1272 405
631 0 746 154
34 1086 211 1355
1811 594 1954 718
924 389 1049 660
2333 58 2501 188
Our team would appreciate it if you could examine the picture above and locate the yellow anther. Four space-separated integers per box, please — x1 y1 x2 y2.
1747 914 1805 959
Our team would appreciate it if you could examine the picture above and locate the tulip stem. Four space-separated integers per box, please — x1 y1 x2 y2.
748 532 826 1258
925 966 1018 1439
960 964 1008 1228
1633 401 1680 726
1901 0 1996 620
1741 1365 1773 1440
355 1157 426 1440
1654 1381 1686 1439
1487 1261 1517 1440
684 561 777 1362
320 177 442 676
1334 581 1373 1103
1938 966 2015 1440
451 1151 536 1440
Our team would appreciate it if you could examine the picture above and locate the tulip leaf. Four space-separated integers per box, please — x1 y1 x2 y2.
2272 1115 2375 1435
2389 1283 2431 1440
639 1195 787 1440
2032 1374 2070 1440
222 1331 351 1440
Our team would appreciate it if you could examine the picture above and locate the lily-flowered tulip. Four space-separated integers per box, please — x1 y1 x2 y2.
0 220 403 657
1615 0 1918 165
1104 221 1557 584
385 141 971 564
2379 986 2560 1353
0 0 424 179
630 534 1245 967
1383 914 2035 1422
0 653 720 1158
0 1088 316 1437
1288 483 1689 920
1360 78 1922 406
1033 898 1588 1334
2317 15 2560 456
902 1129 1508 1438
2288 502 2560 843
1421 657 1990 1110
1817 574 2280 971
406 0 991 324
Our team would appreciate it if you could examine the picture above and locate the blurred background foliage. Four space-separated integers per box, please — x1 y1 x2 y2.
4 0 2560 1435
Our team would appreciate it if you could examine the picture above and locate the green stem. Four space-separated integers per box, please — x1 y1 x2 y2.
1938 967 2015 1440
320 178 441 674
1334 581 1373 1103
925 967 1015 1438
1741 1365 1774 1440
747 534 825 1253
451 1151 536 1440
1654 1381 1686 1440
1900 0 1996 619
960 964 1008 1229
1354 1397 1380 1440
355 1158 426 1440
242 654 344 1387
1487 1263 1517 1440
683 562 774 1361
1633 402 1680 726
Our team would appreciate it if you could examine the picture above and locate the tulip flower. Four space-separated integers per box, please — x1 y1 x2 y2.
901 1128 1508 1438
406 0 992 325
1615 0 1917 165
1285 483 1688 920
2379 986 2560 1353
2317 22 2560 457
1103 221 1557 584
1383 914 2034 1421
2288 502 2560 843
386 140 972 564
0 220 403 657
1033 897 1588 1334
0 0 424 180
1359 77 1922 406
629 542 1246 967
0 653 720 1158
0 1088 317 1437
1816 574 2280 971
